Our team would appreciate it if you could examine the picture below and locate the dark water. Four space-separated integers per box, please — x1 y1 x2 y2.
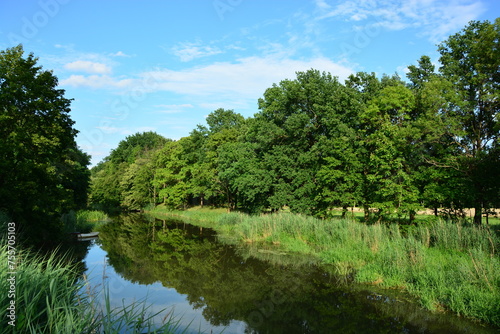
79 214 497 334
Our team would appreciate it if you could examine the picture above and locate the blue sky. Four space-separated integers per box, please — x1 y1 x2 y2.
1 0 499 166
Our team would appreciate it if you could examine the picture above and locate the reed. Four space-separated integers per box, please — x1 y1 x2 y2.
148 205 226 227
62 209 111 234
0 243 99 333
216 212 500 326
0 241 194 333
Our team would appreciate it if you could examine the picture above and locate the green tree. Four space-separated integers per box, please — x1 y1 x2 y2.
90 131 168 210
406 64 466 217
406 55 435 90
90 161 125 209
437 19 500 223
218 141 273 213
153 140 190 209
0 45 90 242
203 108 245 210
120 156 156 210
344 73 422 221
108 131 168 165
359 83 420 221
256 69 363 214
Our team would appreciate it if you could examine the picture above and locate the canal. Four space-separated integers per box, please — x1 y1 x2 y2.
78 213 497 333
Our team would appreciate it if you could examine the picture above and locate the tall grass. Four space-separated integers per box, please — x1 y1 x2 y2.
0 241 192 333
62 209 111 234
0 243 99 333
148 205 227 227
217 212 500 326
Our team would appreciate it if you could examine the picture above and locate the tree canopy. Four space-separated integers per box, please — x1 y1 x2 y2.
89 19 499 224
0 45 91 243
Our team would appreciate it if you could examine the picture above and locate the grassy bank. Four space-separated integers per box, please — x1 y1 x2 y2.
62 209 112 234
147 205 226 227
150 207 500 327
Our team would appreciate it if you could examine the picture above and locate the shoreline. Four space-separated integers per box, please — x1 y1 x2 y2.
146 206 500 328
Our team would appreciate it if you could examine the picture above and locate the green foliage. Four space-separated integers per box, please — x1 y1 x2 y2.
0 242 98 333
109 131 169 165
89 20 499 224
436 18 500 223
0 45 91 244
89 131 169 211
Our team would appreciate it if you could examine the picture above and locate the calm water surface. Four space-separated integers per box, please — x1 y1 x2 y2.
79 214 497 334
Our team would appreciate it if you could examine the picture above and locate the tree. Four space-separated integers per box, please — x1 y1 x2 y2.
0 45 90 242
203 109 245 210
218 141 273 213
120 156 156 211
406 55 435 90
256 69 363 214
89 131 168 211
344 73 422 221
359 83 420 221
437 19 500 224
108 131 168 165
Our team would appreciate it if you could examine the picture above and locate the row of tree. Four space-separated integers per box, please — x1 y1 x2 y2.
0 45 91 243
90 19 499 224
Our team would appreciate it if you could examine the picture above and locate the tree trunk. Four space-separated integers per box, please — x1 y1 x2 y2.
474 204 482 225
363 205 370 222
409 210 416 224
341 205 348 219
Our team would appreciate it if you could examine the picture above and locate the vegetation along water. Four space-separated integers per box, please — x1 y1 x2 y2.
0 19 499 333
88 213 499 333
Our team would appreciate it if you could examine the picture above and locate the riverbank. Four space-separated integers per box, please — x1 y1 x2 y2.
148 206 500 327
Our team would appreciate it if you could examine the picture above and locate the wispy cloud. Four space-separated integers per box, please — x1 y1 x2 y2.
316 0 486 42
314 0 331 10
171 41 223 62
142 55 353 99
110 51 132 57
95 125 156 135
60 74 133 89
154 104 194 113
64 60 112 74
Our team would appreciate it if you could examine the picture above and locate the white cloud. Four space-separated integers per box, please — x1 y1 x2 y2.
154 104 194 113
172 42 223 62
315 0 331 10
316 0 486 42
111 51 131 57
94 126 123 134
60 74 133 89
64 60 112 74
142 55 354 100
94 125 156 135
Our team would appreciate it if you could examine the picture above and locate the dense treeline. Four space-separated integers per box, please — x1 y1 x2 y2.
0 45 91 243
90 19 500 223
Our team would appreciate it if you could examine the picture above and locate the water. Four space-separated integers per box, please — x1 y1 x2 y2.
79 213 497 334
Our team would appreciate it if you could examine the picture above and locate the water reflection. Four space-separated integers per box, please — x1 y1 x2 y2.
84 213 497 334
